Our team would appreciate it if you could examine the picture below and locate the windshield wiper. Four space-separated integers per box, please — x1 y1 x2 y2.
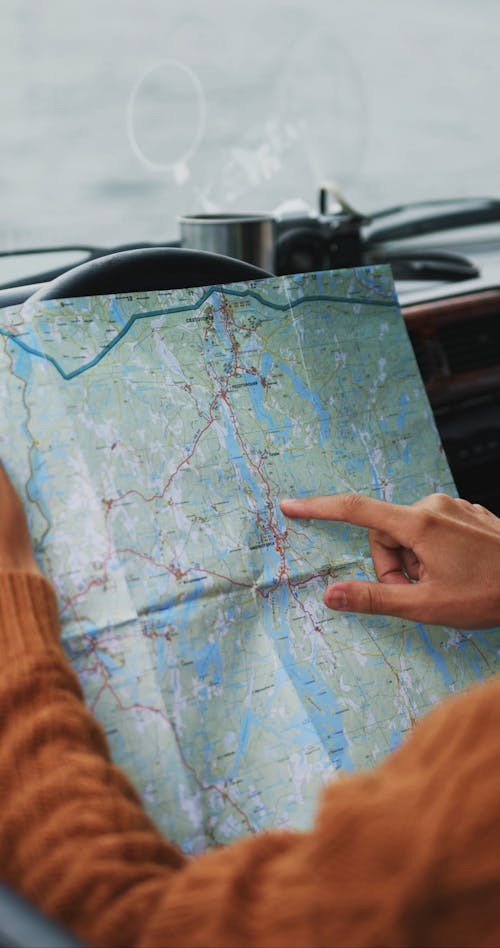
0 241 178 290
364 197 500 245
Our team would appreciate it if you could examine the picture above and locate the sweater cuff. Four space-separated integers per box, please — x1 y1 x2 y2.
0 572 61 660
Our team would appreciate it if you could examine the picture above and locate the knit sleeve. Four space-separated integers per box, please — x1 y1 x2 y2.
0 571 500 948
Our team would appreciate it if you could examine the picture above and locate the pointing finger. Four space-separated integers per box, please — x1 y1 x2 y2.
280 494 415 545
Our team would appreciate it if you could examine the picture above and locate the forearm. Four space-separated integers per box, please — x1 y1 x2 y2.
0 573 186 946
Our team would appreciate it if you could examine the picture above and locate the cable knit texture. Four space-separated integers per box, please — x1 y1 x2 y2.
0 570 499 947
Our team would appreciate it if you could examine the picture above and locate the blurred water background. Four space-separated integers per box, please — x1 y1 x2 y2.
1 0 500 251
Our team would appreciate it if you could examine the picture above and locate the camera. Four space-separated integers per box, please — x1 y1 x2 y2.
274 191 365 275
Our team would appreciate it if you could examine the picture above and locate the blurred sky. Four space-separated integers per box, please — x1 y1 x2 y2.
1 0 499 249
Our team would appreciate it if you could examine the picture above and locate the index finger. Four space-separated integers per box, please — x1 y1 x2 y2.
279 493 414 541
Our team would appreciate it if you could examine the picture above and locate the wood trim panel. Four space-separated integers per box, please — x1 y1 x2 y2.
402 289 500 330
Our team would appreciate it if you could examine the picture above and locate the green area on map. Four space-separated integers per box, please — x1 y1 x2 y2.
1 265 498 853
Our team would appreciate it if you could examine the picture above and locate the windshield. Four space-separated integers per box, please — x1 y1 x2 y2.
1 0 499 252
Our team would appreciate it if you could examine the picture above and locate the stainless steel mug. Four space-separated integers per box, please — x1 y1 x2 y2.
179 213 275 273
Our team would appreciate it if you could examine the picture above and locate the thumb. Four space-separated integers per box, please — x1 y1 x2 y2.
324 580 431 623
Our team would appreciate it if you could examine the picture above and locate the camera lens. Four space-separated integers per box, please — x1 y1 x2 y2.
275 228 332 275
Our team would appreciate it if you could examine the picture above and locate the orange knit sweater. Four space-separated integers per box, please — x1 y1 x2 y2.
0 570 499 947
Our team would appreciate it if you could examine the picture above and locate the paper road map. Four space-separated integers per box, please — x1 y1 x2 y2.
1 265 499 852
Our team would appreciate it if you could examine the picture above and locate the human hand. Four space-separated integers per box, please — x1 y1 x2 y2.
0 462 40 575
280 493 500 629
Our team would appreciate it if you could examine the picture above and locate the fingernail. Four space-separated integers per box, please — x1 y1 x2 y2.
326 588 348 610
280 498 298 512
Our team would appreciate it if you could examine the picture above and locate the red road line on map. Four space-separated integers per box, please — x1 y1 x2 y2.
88 664 256 837
54 298 334 824
97 299 293 600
